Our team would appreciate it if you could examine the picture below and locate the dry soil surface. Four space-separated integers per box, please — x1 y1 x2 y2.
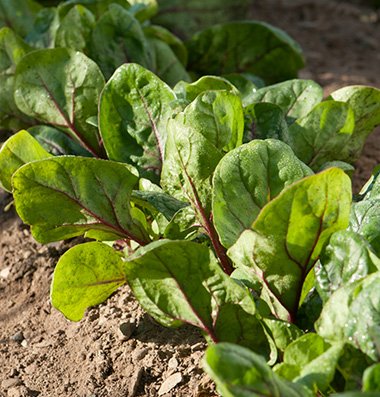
1 1 380 396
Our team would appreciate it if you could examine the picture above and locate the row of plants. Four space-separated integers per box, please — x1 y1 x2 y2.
1 0 380 396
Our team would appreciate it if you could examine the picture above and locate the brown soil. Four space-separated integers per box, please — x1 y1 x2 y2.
1 1 380 396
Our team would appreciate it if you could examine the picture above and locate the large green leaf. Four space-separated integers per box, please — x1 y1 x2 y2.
51 242 126 321
0 130 52 192
229 168 352 320
12 156 150 245
55 5 95 53
316 230 380 302
247 79 323 123
14 48 105 157
329 86 380 161
0 27 34 131
287 101 355 170
0 0 41 37
213 139 312 248
99 63 175 181
89 4 152 79
187 21 304 84
161 90 243 217
125 240 271 356
204 343 312 397
316 272 380 361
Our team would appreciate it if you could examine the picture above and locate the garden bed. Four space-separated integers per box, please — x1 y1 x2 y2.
1 1 380 396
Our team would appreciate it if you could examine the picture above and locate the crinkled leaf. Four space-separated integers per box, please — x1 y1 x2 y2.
187 21 304 84
28 125 91 156
51 242 126 321
350 199 380 257
125 240 271 355
244 102 289 142
55 5 95 53
89 4 152 79
316 272 380 361
213 139 312 248
0 27 34 131
14 48 105 157
12 156 149 245
0 0 41 37
204 343 312 397
174 76 238 104
316 230 380 302
229 168 351 320
161 90 243 217
0 130 52 192
99 63 175 181
329 86 380 161
247 79 323 123
287 101 355 170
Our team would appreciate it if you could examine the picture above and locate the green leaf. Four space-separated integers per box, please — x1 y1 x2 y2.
99 63 175 181
128 0 158 22
329 86 380 161
187 21 304 84
153 0 251 38
247 79 323 123
51 242 126 321
287 101 355 170
28 125 92 156
363 364 380 392
174 76 238 104
0 27 34 131
204 343 312 397
55 5 95 53
25 7 59 48
213 139 312 248
264 318 303 353
0 130 52 192
0 0 41 37
125 240 271 356
223 73 264 105
14 48 105 157
316 272 380 361
59 0 129 18
244 102 289 142
161 90 243 218
229 168 352 320
332 393 380 397
350 200 380 257
89 4 152 80
316 230 380 302
12 156 149 245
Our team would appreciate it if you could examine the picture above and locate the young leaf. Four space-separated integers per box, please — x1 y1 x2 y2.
174 76 238 104
329 86 380 161
0 130 52 192
28 125 92 156
244 102 289 142
247 79 323 123
363 364 380 392
316 272 380 361
316 230 380 302
55 5 95 52
99 63 175 180
51 242 126 321
125 240 271 356
204 343 312 397
213 139 312 248
89 4 152 79
12 157 149 245
187 21 304 84
229 168 352 321
287 101 355 170
14 48 105 157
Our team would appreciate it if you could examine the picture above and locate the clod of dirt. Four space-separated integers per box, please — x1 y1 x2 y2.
158 372 183 395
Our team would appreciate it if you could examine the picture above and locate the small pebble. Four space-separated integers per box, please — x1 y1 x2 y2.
11 332 24 343
118 321 135 341
21 340 28 348
168 357 178 369
158 372 183 395
0 267 10 279
2 378 22 390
